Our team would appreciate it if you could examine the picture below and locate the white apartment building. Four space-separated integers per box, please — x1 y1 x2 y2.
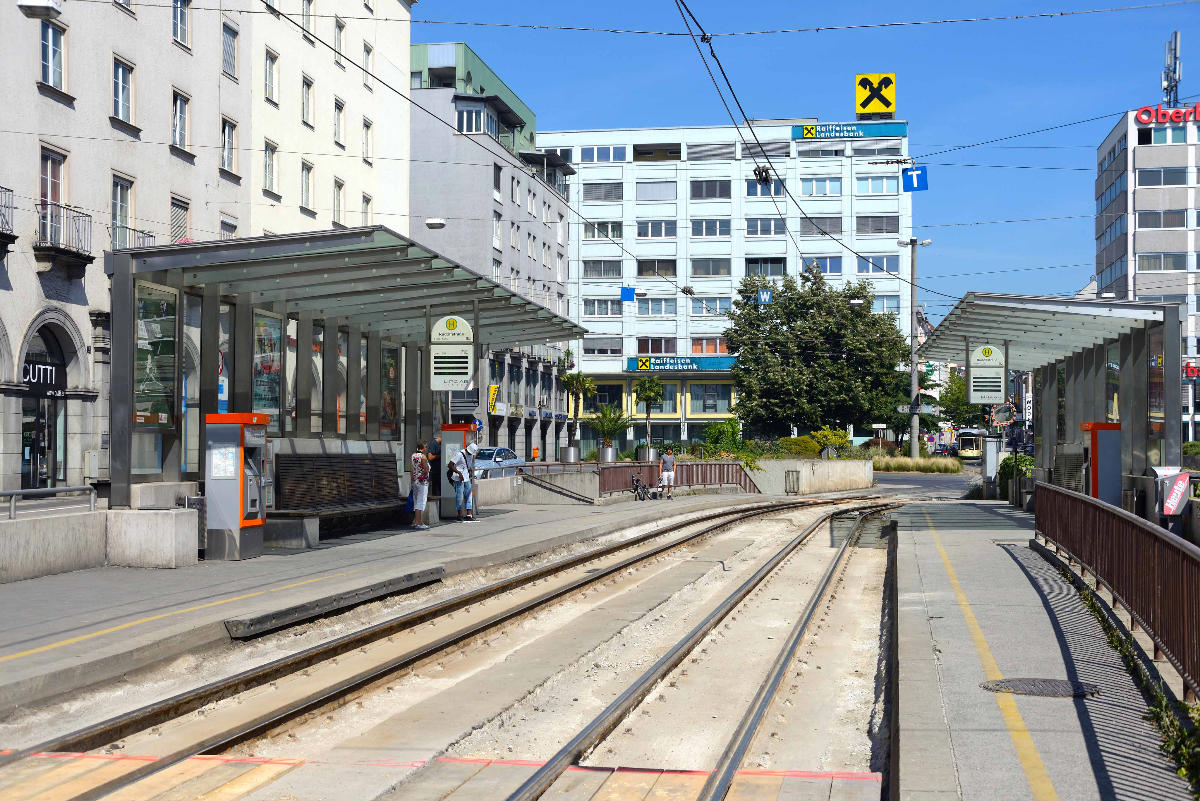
539 120 913 453
0 0 412 491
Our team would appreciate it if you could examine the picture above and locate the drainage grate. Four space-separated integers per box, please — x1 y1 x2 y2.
981 678 1099 698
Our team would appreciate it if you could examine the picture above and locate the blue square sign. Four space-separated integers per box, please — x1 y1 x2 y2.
902 166 928 192
757 288 773 305
620 286 636 302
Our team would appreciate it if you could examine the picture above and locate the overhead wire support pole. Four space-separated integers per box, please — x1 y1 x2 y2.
909 237 920 459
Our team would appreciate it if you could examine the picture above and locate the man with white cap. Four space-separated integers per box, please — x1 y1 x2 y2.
448 441 480 522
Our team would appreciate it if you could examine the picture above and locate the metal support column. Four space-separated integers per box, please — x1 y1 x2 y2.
366 331 382 440
200 283 220 469
322 318 340 435
295 313 313 437
1123 325 1148 475
1038 365 1056 473
346 324 362 438
403 342 421 458
232 296 253 413
420 308 433 440
108 252 136 509
1164 307 1183 466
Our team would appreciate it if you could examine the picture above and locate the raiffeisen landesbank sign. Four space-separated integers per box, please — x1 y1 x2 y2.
1135 103 1200 124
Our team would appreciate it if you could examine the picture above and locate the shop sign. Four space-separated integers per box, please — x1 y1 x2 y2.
855 73 896 115
491 401 509 417
22 359 66 397
1183 362 1200 381
1135 103 1200 124
487 384 500 414
792 121 908 140
627 356 737 372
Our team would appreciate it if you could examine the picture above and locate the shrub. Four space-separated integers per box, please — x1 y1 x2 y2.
872 456 963 474
779 435 820 458
997 453 1035 495
1184 442 1200 457
811 426 851 456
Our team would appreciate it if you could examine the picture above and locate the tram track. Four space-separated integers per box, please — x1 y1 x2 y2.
0 497 872 801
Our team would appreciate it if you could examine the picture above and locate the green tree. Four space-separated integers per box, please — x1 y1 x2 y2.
561 371 597 448
879 373 943 450
725 268 909 437
938 371 989 429
632 374 664 448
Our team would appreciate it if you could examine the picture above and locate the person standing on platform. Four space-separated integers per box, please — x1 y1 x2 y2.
410 441 430 530
449 442 480 522
660 447 676 500
427 435 443 498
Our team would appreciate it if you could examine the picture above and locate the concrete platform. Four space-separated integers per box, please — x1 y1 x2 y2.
895 501 1192 801
0 494 765 714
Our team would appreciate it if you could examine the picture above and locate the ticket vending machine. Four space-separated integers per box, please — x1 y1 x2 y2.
204 413 270 560
1081 422 1122 507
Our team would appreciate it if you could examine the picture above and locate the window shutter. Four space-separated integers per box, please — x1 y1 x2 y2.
583 182 623 202
687 142 736 161
798 217 841 236
743 140 790 159
856 216 899 235
635 181 677 201
170 200 188 242
222 26 237 75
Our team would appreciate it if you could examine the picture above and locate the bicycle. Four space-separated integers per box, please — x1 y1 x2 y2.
631 473 653 501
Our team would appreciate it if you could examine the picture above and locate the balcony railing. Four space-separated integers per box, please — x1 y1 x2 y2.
110 224 156 250
36 202 92 255
0 186 13 235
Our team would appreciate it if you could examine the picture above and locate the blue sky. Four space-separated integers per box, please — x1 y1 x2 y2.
410 1 1200 319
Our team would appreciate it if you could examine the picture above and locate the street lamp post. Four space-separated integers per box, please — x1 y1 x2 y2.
900 238 932 459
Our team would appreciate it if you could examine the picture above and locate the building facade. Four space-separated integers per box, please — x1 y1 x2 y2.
1094 104 1199 440
539 120 913 454
409 43 573 460
0 0 412 491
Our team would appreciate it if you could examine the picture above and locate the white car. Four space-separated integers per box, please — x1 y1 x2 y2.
472 447 525 478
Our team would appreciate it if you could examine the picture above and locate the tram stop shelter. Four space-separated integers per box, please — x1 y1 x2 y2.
104 226 586 509
919 292 1182 510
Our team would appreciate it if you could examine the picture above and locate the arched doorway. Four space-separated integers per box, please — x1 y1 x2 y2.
21 327 68 488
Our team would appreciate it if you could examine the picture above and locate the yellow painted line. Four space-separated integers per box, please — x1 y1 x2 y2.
192 761 297 801
100 757 224 801
0 758 103 800
0 573 352 664
924 510 1058 801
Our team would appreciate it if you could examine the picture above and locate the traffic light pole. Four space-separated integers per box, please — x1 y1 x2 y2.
908 237 920 459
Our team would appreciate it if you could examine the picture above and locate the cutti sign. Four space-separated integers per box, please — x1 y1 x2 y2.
1135 103 1200 124
22 359 66 397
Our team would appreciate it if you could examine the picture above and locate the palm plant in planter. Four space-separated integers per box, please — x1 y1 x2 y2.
586 403 634 462
561 371 597 451
632 374 664 460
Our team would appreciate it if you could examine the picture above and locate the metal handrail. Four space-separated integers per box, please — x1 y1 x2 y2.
1 485 97 519
35 201 92 254
110 223 156 249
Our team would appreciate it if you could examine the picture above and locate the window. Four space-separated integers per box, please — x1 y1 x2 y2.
637 259 676 277
746 257 785 277
301 0 312 33
806 256 842 275
332 179 344 224
691 219 731 238
856 215 900 235
112 59 132 122
221 24 237 77
492 211 502 249
111 176 131 248
493 164 502 196
636 181 676 202
333 19 345 64
579 146 626 163
41 22 64 89
1138 210 1186 228
584 337 622 356
219 217 237 239
171 0 190 45
1097 214 1126 249
583 182 623 202
362 43 373 88
855 176 899 194
263 141 278 192
873 295 900 314
1139 126 1187 144
636 220 677 239
264 50 278 102
526 233 534 257
583 260 622 279
747 217 786 236
691 383 732 414
746 179 785 197
584 221 622 240
1137 167 1188 186
170 198 189 242
527 189 535 214
40 150 64 243
691 180 730 199
800 177 841 196
691 297 731 316
857 255 899 273
583 298 622 316
410 71 421 89
1138 253 1187 271
511 177 520 202
171 92 189 148
557 213 566 244
1096 172 1127 214
220 119 236 172
637 337 676 355
299 161 312 207
301 77 313 126
637 298 676 316
692 337 728 355
333 98 345 144
362 119 372 163
510 222 518 250
361 193 372 225
798 216 842 236
456 107 482 133
692 258 731 277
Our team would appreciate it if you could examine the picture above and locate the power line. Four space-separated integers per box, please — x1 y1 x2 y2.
923 161 1093 172
923 262 1093 279
918 213 1093 228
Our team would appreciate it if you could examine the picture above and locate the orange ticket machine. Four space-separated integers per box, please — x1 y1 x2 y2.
1081 421 1121 507
204 413 270 560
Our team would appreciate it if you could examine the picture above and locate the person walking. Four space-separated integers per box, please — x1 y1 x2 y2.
449 442 480 522
410 441 430 530
659 447 676 500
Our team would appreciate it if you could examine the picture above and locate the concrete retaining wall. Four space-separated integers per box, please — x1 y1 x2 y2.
0 511 107 583
752 459 873 496
514 471 599 504
107 509 199 568
130 481 199 510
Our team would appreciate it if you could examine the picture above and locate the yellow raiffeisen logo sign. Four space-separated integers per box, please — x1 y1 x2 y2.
856 73 896 114
637 358 651 370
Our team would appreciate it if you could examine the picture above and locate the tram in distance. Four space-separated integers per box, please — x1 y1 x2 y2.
956 428 987 460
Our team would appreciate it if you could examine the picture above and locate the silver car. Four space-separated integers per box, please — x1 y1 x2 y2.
472 447 525 478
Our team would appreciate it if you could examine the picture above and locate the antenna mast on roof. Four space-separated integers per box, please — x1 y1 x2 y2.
1163 30 1182 107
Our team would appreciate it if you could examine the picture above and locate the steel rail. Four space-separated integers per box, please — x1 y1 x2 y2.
503 501 894 801
26 498 853 801
696 506 895 801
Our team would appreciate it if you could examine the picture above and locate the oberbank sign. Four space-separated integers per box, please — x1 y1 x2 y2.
1136 103 1200 124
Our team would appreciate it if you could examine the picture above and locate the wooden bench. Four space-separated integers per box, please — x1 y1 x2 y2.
272 453 403 536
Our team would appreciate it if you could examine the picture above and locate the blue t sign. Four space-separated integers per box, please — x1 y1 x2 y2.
757 288 773 305
902 166 928 192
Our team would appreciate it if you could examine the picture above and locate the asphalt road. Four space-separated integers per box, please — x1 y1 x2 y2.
874 469 975 500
